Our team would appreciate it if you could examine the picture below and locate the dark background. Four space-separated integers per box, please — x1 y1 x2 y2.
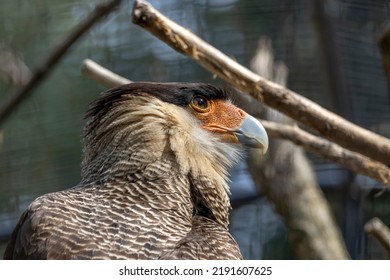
1 0 389 259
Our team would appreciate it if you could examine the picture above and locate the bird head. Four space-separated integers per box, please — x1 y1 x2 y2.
82 82 268 226
83 82 268 164
182 87 268 153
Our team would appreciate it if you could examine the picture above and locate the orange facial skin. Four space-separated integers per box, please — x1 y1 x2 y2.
188 97 246 143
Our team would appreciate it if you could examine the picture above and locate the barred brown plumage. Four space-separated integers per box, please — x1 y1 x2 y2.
4 82 268 260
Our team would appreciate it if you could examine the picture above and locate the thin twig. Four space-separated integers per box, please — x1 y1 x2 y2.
80 59 390 186
0 0 123 125
364 217 390 255
131 0 390 168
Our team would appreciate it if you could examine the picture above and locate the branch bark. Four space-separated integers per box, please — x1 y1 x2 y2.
364 217 390 255
246 142 350 259
245 36 349 259
0 0 123 125
262 120 390 185
81 59 131 88
131 0 390 168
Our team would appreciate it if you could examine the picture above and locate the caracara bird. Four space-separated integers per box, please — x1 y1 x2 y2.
4 82 268 260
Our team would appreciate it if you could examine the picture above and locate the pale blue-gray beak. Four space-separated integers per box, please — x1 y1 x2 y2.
233 115 269 153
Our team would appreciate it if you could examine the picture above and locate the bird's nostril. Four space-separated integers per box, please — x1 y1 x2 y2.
238 109 245 117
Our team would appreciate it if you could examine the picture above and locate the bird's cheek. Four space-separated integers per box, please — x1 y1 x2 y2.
200 123 239 143
217 132 240 143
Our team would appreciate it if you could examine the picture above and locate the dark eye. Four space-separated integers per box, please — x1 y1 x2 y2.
191 96 209 112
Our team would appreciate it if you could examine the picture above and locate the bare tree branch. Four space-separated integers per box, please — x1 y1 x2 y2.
81 59 131 88
364 217 390 255
0 0 123 125
131 0 390 168
80 59 390 186
246 37 349 260
262 120 390 185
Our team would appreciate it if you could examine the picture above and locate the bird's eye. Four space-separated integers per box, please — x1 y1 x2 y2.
191 96 209 112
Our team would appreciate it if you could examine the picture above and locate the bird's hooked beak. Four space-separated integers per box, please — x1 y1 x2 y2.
190 98 269 154
232 114 269 153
